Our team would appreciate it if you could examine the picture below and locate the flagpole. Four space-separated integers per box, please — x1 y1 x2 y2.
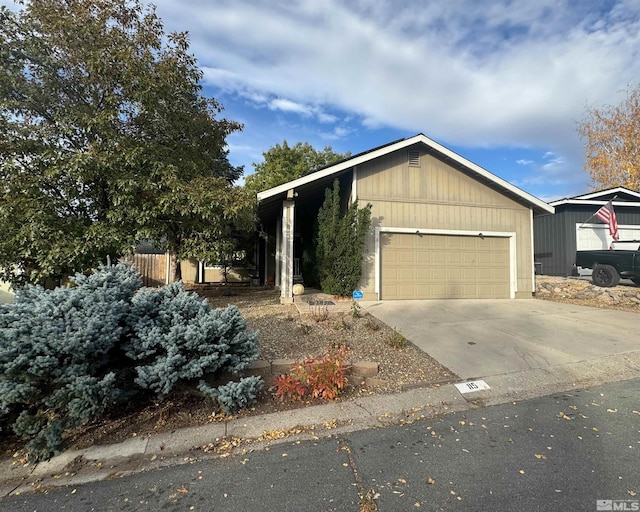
577 194 618 230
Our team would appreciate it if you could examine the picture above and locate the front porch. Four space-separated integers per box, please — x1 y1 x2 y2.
257 172 355 304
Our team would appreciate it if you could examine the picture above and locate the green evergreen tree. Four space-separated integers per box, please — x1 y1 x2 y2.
316 180 371 296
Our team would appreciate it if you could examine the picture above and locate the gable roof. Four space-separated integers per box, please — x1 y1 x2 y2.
549 186 640 207
257 133 554 215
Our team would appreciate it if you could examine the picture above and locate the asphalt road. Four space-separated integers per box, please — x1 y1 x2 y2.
3 379 639 512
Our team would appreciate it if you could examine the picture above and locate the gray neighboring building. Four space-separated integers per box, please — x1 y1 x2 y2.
534 187 640 276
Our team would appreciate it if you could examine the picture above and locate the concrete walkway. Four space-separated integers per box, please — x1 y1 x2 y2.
360 299 639 379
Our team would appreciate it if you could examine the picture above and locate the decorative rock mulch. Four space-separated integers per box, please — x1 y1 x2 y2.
535 275 640 310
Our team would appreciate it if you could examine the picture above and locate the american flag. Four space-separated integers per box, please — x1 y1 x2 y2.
595 200 619 242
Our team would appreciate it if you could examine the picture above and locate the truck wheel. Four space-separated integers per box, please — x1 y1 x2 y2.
592 264 620 287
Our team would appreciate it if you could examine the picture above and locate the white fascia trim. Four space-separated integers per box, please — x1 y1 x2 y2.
258 134 554 214
577 223 640 230
550 199 640 207
530 208 535 292
573 187 640 200
374 226 518 300
351 165 357 204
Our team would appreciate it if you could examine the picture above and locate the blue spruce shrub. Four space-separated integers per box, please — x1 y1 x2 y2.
0 263 142 460
198 376 263 414
0 263 261 460
125 283 260 397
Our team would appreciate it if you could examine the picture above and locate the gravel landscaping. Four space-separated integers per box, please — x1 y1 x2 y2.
4 277 638 460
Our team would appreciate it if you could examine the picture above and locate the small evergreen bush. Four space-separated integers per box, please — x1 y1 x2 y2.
125 284 259 397
0 263 260 460
198 376 263 414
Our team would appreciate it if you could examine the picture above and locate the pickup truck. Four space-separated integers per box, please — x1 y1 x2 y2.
575 249 640 287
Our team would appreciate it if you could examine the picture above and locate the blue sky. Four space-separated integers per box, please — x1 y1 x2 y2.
149 0 640 202
39 1 640 201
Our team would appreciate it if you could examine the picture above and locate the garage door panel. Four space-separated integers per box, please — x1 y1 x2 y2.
448 268 463 280
431 268 447 280
381 233 510 299
430 252 447 264
398 252 415 263
462 268 478 280
477 253 492 264
397 268 415 280
416 268 430 279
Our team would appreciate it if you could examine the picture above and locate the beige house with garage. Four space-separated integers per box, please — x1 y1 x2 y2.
256 134 554 303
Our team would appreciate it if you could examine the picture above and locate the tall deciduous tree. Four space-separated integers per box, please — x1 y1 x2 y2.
0 0 249 286
578 84 640 191
245 141 349 194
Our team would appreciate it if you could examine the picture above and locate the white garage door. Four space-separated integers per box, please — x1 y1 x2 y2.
576 225 640 251
381 233 510 299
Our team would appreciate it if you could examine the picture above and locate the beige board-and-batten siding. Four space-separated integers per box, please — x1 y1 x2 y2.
356 148 534 300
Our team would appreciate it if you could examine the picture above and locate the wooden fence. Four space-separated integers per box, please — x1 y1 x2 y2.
122 253 168 288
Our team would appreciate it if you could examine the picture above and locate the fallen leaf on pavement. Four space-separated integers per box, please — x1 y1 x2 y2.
427 477 436 485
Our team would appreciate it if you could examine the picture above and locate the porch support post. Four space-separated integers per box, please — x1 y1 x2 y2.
280 199 295 303
275 220 281 288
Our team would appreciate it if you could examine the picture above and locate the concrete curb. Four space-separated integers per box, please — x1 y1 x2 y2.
2 349 640 497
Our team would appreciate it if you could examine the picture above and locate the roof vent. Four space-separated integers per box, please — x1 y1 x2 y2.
408 150 420 166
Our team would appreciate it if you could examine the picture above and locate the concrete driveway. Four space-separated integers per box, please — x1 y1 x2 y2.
361 299 639 380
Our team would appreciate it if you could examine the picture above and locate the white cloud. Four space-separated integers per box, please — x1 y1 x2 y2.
152 0 640 194
517 159 534 166
268 98 312 116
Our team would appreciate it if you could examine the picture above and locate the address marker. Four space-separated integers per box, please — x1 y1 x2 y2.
454 380 490 394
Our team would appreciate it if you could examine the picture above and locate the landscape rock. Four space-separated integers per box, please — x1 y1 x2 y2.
535 276 640 312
